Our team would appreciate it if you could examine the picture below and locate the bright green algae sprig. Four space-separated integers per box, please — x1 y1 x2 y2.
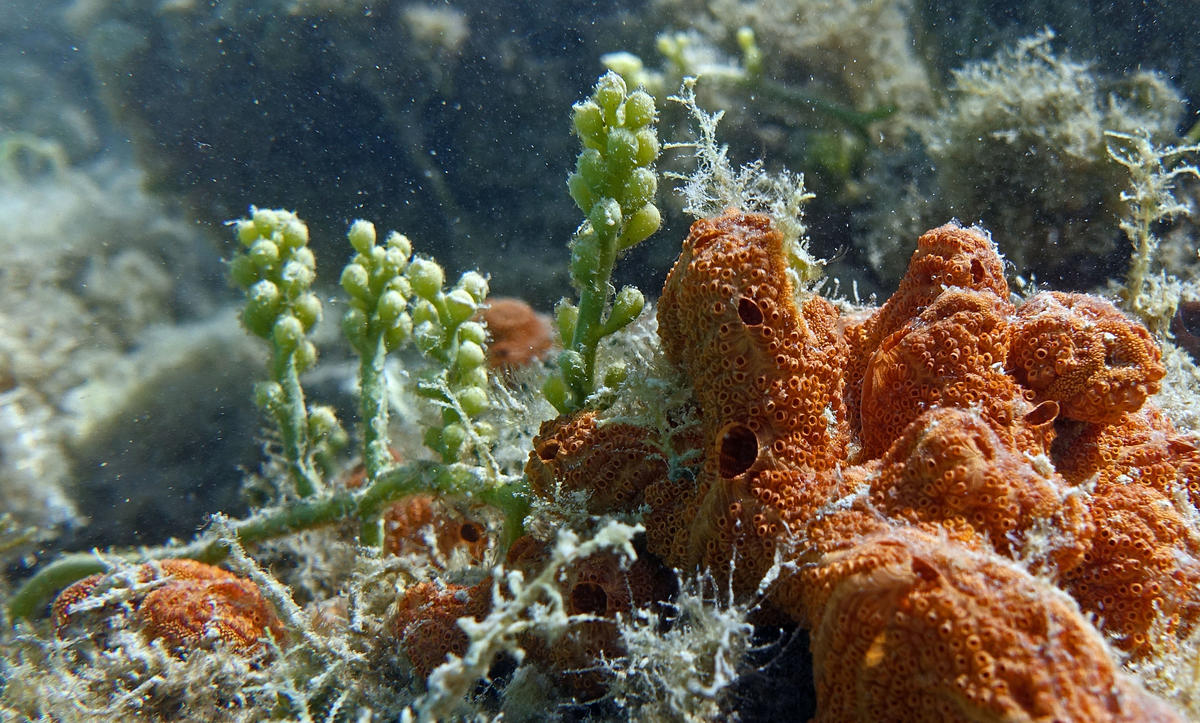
229 208 336 498
339 219 503 546
339 221 493 474
546 71 662 413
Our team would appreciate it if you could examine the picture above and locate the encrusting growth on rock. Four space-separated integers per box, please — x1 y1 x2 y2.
525 409 667 515
53 559 286 653
380 494 490 563
392 533 672 697
657 210 849 469
804 527 1179 722
653 209 851 597
857 406 1091 568
393 580 490 679
1053 407 1200 501
1009 291 1166 424
859 288 1042 459
843 223 1009 444
1059 477 1200 658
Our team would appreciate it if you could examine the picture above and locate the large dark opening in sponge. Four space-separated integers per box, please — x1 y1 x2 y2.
738 296 764 326
719 422 759 479
571 581 608 616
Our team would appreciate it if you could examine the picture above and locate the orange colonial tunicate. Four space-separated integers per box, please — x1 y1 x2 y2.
506 536 673 700
53 559 286 653
1053 407 1200 502
1059 477 1200 659
844 223 1009 443
525 409 667 514
1008 291 1166 424
393 579 491 679
657 208 849 471
859 288 1045 459
639 210 1196 718
864 407 1090 568
354 209 1200 717
652 209 850 595
381 494 489 563
803 527 1181 722
648 460 834 599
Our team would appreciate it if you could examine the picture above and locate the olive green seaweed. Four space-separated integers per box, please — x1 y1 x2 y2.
544 71 662 413
228 208 333 498
1106 130 1200 330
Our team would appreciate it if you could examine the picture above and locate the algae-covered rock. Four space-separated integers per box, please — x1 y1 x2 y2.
862 30 1185 288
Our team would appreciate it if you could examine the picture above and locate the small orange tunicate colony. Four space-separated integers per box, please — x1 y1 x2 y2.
54 559 286 653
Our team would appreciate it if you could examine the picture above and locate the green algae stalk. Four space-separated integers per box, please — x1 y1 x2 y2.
341 220 416 485
7 459 528 621
229 208 327 498
547 71 661 413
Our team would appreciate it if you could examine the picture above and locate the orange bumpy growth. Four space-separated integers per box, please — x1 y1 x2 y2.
392 211 1194 716
641 212 1196 719
804 527 1178 722
53 559 286 653
860 289 1052 458
381 494 489 563
1060 479 1200 657
1009 291 1166 424
657 209 849 470
844 223 1009 441
29 193 1200 721
394 535 672 695
393 579 491 679
864 407 1090 568
480 296 553 369
653 209 851 595
525 410 667 514
1054 408 1200 499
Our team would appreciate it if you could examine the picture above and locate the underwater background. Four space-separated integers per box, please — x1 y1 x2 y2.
2 0 1200 720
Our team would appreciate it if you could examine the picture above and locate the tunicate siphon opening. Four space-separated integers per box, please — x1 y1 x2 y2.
1024 400 1059 427
571 581 608 615
737 296 763 326
460 522 482 543
970 258 985 285
718 422 759 479
538 441 560 461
